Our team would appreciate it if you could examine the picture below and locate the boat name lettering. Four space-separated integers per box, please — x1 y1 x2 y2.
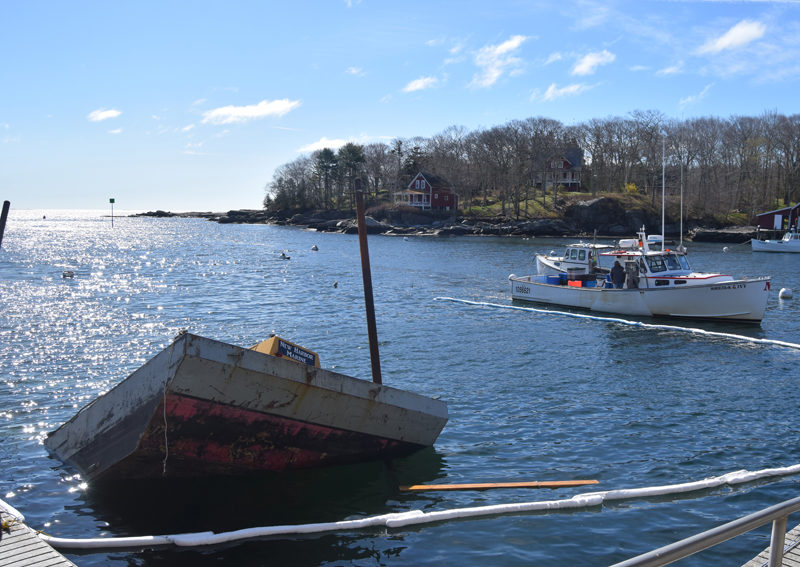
514 284 531 295
278 339 317 366
710 283 745 291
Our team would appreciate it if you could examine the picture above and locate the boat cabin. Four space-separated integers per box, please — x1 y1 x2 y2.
537 243 611 276
600 246 693 289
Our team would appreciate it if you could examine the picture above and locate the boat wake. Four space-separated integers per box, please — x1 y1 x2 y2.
434 297 800 351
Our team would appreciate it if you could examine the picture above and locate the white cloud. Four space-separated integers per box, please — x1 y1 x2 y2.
108 128 122 135
533 83 592 102
201 99 301 125
657 62 683 76
402 76 439 93
183 141 206 155
470 35 528 88
299 136 350 152
545 52 563 65
680 83 714 108
697 20 766 55
87 108 122 122
346 66 366 77
572 50 615 76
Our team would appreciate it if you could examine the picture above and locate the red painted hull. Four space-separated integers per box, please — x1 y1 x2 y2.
105 394 417 478
45 333 448 480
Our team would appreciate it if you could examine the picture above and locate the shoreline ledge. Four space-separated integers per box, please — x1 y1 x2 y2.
130 209 759 243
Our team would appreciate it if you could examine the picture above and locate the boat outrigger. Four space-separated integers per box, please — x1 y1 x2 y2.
509 227 770 323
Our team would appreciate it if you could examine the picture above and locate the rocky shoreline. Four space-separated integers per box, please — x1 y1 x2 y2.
132 198 761 243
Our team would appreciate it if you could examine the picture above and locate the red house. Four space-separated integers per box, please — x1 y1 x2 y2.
395 172 459 211
534 146 583 192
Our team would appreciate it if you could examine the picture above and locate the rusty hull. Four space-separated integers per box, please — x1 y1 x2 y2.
44 333 448 480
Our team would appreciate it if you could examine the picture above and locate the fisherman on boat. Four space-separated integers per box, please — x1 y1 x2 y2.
610 261 626 288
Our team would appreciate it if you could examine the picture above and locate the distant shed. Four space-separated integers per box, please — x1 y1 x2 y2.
756 204 800 230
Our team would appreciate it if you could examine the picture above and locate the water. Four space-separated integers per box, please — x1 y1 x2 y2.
2 210 800 566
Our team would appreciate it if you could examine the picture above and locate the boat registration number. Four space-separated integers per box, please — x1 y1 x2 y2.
711 283 745 291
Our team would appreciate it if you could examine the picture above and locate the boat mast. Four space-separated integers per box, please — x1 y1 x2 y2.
661 134 666 247
680 159 684 251
354 180 383 385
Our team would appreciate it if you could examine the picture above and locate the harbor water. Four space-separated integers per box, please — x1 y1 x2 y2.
2 210 800 566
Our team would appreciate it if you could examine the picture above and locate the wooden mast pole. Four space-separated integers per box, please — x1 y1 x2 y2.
0 201 9 248
354 180 383 385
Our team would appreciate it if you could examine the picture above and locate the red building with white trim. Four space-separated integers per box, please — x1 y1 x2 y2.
394 172 459 211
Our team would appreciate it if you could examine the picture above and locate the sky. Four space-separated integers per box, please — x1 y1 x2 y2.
3 0 800 212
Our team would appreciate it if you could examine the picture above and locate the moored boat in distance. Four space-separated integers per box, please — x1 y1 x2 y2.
44 332 449 481
752 228 800 253
509 227 771 323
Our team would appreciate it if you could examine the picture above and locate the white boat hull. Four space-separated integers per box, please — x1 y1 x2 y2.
509 275 771 322
751 239 800 253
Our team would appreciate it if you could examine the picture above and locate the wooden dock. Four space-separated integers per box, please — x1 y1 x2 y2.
1 502 77 567
743 523 800 567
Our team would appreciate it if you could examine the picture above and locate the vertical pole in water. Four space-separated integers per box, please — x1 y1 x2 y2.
661 135 666 246
109 198 115 227
354 181 382 385
0 200 10 248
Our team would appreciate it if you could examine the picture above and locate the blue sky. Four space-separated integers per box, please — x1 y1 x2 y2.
3 0 800 212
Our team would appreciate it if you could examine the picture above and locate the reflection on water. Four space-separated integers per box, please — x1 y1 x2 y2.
4 211 800 566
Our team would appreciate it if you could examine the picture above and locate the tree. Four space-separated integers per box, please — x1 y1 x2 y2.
312 148 338 208
336 143 366 209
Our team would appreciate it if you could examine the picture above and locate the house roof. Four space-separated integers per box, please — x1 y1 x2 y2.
532 147 583 170
409 171 453 190
563 147 583 168
757 204 800 217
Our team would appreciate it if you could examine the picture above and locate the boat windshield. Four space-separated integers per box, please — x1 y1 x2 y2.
565 248 587 261
664 254 681 270
646 253 689 273
646 256 666 273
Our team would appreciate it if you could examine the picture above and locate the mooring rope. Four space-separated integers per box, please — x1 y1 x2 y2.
434 297 800 351
28 463 800 550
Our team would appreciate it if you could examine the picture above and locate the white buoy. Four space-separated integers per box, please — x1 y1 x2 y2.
722 246 729 253
311 245 318 251
779 288 793 299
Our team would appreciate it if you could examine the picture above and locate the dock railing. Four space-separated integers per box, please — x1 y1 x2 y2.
611 495 800 567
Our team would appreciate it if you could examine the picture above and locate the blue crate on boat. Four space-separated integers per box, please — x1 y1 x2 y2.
584 279 597 288
546 275 560 285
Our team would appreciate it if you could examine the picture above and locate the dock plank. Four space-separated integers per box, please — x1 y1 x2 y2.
1 505 77 567
743 524 800 567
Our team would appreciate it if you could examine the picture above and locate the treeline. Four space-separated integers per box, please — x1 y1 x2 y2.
263 110 800 221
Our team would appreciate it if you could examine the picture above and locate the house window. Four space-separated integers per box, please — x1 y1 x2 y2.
434 193 438 199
